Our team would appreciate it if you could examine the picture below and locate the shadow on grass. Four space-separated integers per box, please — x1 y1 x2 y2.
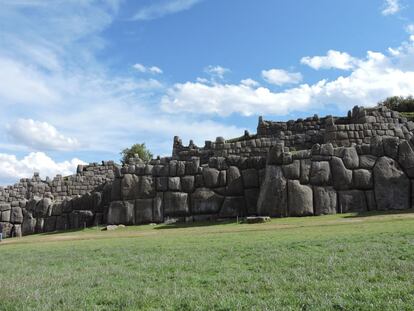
154 219 239 230
343 209 414 218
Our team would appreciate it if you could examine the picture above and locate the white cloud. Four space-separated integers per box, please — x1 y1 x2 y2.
261 69 303 86
0 152 86 184
133 63 163 74
382 0 401 15
7 119 81 151
132 0 202 21
241 78 260 87
161 38 414 116
205 65 230 79
301 50 358 70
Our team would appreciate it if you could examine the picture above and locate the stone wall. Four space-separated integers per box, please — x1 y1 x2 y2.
1 105 414 239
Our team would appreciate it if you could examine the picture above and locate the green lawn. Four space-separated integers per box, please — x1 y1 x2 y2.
1 211 414 311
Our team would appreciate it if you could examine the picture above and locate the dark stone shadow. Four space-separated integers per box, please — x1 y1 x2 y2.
154 219 239 230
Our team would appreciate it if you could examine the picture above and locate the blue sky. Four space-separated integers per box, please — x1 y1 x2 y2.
0 0 414 184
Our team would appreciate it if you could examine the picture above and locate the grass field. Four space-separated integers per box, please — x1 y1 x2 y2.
0 211 414 311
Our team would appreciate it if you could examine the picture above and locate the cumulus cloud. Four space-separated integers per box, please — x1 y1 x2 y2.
301 50 358 70
7 119 81 151
132 0 202 21
382 0 401 15
0 152 86 184
204 65 230 79
133 63 163 74
261 69 303 86
161 39 414 116
241 78 260 87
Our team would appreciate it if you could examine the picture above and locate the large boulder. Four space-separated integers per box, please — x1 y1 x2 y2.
0 222 13 238
0 210 10 222
181 176 195 193
35 198 52 218
338 190 367 212
22 210 36 235
359 155 377 169
244 188 259 215
135 199 153 224
353 169 373 189
300 159 311 184
121 174 140 200
168 177 181 191
10 206 23 224
330 157 352 190
341 147 359 169
374 157 410 210
288 180 313 216
398 140 414 177
313 187 337 215
163 192 189 216
241 169 259 188
383 136 399 159
226 166 243 196
191 188 224 214
309 161 331 185
69 210 94 229
107 201 135 225
202 168 220 188
219 197 245 218
257 166 287 217
282 160 300 180
153 193 164 223
139 176 155 198
111 178 122 201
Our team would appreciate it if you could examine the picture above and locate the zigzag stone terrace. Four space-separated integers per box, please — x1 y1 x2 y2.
1 105 414 238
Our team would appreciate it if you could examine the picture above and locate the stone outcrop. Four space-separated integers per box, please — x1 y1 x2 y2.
1 105 414 239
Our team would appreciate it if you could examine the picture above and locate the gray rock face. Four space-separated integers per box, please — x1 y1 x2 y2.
338 190 367 213
330 157 352 190
244 188 259 215
181 176 195 193
191 188 224 214
156 177 168 192
242 169 259 188
288 180 313 216
69 210 94 229
226 166 243 196
107 201 135 225
282 160 300 180
342 147 359 169
310 161 331 185
135 199 153 224
313 187 337 215
153 193 164 223
365 190 376 211
168 177 181 191
257 166 287 217
359 155 377 169
10 206 23 224
374 156 410 210
300 159 311 184
398 140 414 176
121 174 140 200
353 169 373 189
1 210 11 222
163 192 189 216
0 203 11 212
202 168 220 188
219 197 245 218
383 136 399 159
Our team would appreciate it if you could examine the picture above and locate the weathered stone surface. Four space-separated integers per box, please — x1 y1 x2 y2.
288 180 313 216
365 190 376 211
359 155 377 169
35 198 52 218
22 210 36 235
353 169 373 189
185 157 200 175
156 177 168 192
163 192 189 216
330 157 352 190
44 216 56 232
226 166 243 195
338 190 367 212
10 206 23 224
139 176 155 198
244 188 259 215
181 176 195 193
241 169 259 188
135 199 153 224
257 166 287 217
0 203 11 212
107 201 135 225
0 222 13 238
218 170 227 187
191 188 224 214
267 144 284 165
153 193 164 223
282 160 300 180
383 136 399 159
69 210 95 229
1 210 11 222
313 187 337 215
309 161 331 185
342 147 359 169
398 140 414 176
55 215 69 231
168 177 181 191
300 159 311 184
111 178 122 201
219 196 245 218
202 168 220 188
121 174 140 200
374 156 410 210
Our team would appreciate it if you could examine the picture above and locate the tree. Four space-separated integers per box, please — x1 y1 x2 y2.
380 96 414 112
120 143 153 164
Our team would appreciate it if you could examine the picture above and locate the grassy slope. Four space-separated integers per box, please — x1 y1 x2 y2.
0 211 413 311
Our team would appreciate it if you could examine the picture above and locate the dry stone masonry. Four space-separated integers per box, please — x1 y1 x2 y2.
1 105 414 238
